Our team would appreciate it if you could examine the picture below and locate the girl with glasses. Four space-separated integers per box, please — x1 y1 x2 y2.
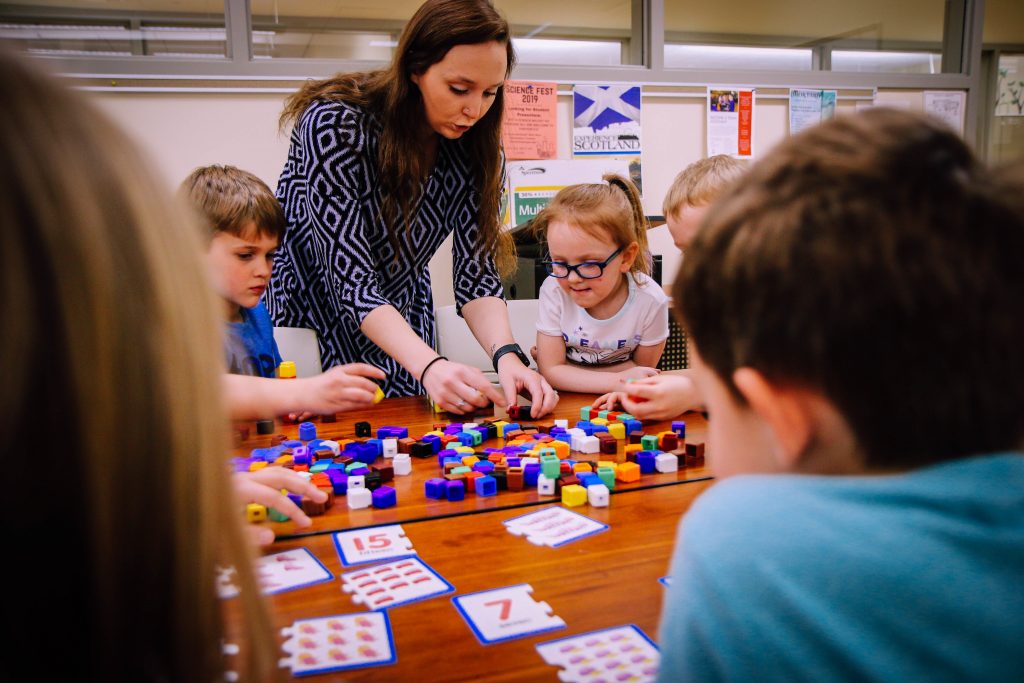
533 174 669 393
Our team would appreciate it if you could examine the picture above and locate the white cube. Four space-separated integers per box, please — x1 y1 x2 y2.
320 440 341 456
347 487 372 509
579 435 600 454
382 438 398 458
554 419 569 429
655 453 679 473
537 473 556 496
588 484 610 507
393 453 412 476
519 456 539 466
348 474 366 489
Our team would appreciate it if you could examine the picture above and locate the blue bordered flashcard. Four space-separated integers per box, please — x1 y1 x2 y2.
536 624 660 682
279 612 396 676
504 506 609 547
452 583 566 645
340 557 454 610
255 547 333 596
333 524 417 567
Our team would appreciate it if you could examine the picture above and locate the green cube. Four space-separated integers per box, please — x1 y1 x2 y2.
597 466 616 490
541 454 561 479
641 435 659 451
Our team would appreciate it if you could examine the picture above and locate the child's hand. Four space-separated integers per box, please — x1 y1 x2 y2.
618 374 701 421
592 391 627 412
618 366 661 382
232 467 328 546
299 363 386 415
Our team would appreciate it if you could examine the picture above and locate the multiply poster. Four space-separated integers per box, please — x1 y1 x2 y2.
789 88 836 135
707 88 755 158
502 80 558 160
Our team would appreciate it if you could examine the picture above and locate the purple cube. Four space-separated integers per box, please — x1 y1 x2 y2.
523 462 541 487
671 421 687 438
371 486 397 508
473 461 495 475
326 470 349 495
445 480 465 502
424 478 447 500
376 425 409 440
422 434 442 453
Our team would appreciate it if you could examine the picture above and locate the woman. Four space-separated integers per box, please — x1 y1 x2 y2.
269 0 557 417
1 51 278 680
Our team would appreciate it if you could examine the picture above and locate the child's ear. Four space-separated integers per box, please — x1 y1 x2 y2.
732 367 813 470
619 241 639 272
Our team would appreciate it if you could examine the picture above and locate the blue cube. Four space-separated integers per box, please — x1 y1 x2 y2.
637 451 657 474
474 475 497 497
298 422 317 441
578 472 602 488
671 420 687 438
327 470 348 495
473 461 495 475
445 480 465 502
523 463 541 487
424 478 447 499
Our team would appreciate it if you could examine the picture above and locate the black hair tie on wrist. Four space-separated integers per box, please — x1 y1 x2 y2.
419 355 448 385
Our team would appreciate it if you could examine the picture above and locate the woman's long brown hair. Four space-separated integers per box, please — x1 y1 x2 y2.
281 0 517 275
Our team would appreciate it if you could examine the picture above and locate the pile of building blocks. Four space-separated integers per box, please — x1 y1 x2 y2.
235 409 705 522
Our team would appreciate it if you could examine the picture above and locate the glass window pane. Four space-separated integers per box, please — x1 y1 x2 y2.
250 0 632 66
664 0 951 74
0 1 227 59
983 0 1024 46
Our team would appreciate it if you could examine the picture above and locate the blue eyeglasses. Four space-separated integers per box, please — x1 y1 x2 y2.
542 246 624 280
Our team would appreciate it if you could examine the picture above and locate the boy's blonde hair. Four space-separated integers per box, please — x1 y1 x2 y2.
0 51 278 680
182 164 286 241
532 173 651 276
663 155 747 217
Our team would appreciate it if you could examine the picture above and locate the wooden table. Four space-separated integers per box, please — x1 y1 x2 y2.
234 393 712 537
264 480 713 682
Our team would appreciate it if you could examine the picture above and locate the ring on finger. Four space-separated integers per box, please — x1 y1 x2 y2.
455 399 467 408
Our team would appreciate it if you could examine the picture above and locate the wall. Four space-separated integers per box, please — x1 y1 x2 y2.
92 86 913 308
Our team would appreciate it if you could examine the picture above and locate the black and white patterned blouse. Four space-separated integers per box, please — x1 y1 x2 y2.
266 99 504 397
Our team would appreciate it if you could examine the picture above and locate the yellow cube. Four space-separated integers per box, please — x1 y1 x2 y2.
374 386 385 404
423 430 444 439
454 446 475 454
551 441 570 459
624 444 642 456
561 484 588 507
607 423 626 440
591 417 609 426
461 455 480 467
248 461 268 472
246 503 267 522
274 454 294 466
598 460 616 470
573 462 593 473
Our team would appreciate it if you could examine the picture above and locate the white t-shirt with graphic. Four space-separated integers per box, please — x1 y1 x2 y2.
536 272 669 366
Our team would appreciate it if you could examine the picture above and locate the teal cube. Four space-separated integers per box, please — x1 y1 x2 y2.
541 454 561 479
641 435 659 451
580 407 592 421
597 466 616 490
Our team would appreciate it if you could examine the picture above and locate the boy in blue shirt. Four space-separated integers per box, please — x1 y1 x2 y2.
183 165 384 418
658 109 1024 681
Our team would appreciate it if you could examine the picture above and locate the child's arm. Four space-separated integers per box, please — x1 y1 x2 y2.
224 363 386 420
233 466 328 545
536 332 659 394
631 340 666 368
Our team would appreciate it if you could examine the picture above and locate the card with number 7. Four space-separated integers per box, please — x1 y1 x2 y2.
452 583 566 645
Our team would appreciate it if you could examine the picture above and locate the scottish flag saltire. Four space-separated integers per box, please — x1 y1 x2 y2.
572 85 642 157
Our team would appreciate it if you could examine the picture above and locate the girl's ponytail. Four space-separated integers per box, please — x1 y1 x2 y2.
604 173 651 275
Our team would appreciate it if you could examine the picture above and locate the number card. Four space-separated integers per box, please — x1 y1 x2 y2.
504 506 609 547
341 557 454 610
279 612 396 677
256 547 333 596
536 624 660 683
452 583 566 645
333 525 417 566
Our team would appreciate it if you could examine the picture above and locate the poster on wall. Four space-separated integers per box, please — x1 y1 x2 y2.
502 80 558 160
789 88 837 135
505 158 630 229
572 84 642 193
707 88 755 158
923 91 966 134
995 55 1024 117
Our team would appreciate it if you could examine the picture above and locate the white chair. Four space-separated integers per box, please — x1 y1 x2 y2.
435 299 539 381
273 326 323 378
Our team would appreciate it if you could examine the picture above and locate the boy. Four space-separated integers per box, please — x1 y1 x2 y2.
182 165 384 418
658 109 1024 680
591 155 746 419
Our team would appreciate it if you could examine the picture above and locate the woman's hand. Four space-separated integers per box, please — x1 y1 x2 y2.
420 358 506 415
232 467 328 546
497 355 559 418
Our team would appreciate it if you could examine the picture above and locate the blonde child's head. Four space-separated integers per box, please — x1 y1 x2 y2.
663 155 746 250
0 50 277 679
182 165 285 317
532 174 650 311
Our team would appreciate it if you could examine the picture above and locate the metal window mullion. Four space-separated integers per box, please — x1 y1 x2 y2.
224 0 251 64
961 0 985 146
